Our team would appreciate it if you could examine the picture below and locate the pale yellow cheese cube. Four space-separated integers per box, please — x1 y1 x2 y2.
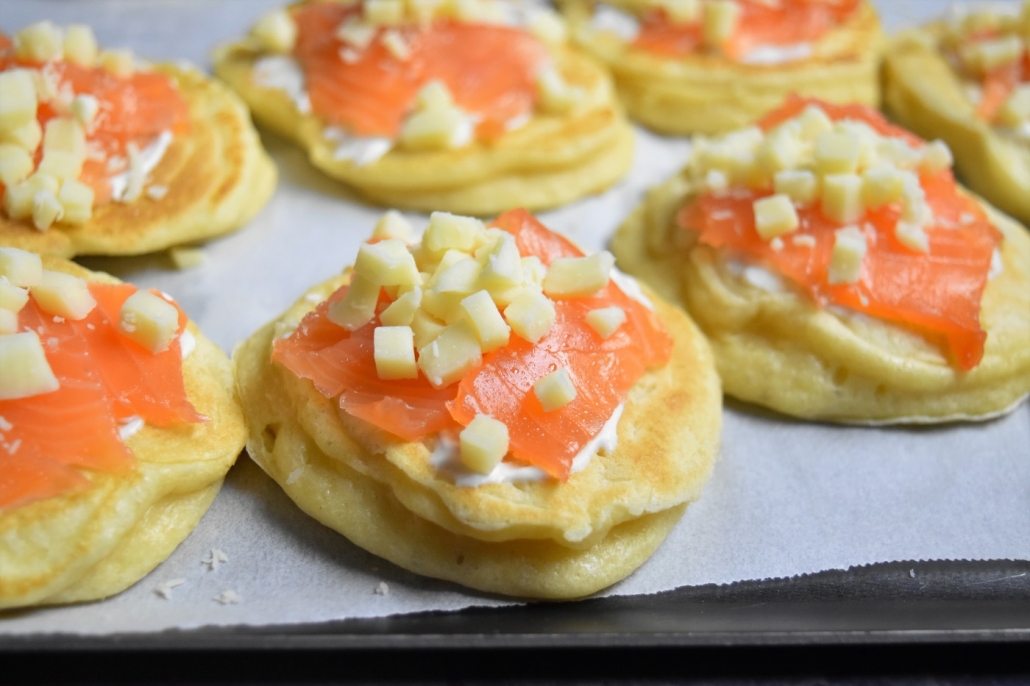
380 287 422 326
814 131 860 175
703 0 739 47
861 165 905 208
821 174 864 224
416 80 453 111
0 69 39 132
894 220 929 253
355 239 421 287
919 140 953 173
365 0 406 25
876 138 921 170
459 414 509 474
422 248 469 281
542 251 614 299
758 123 804 172
504 289 555 343
373 325 417 379
477 232 522 291
37 149 85 182
0 309 17 335
43 117 86 158
32 187 64 230
752 194 799 240
335 18 378 49
899 173 930 224
0 331 60 400
537 67 583 115
0 280 29 313
327 274 380 330
417 289 464 324
99 49 135 78
169 246 206 270
0 144 34 187
416 319 482 387
528 8 567 45
381 30 411 61
460 290 510 352
533 367 576 412
30 269 96 320
252 9 298 53
520 256 547 290
961 35 1022 72
796 105 833 140
15 21 64 63
3 173 58 220
424 212 484 253
827 226 867 285
411 307 447 350
63 25 99 66
585 306 625 339
70 94 100 131
372 210 413 241
0 119 43 152
58 178 95 225
998 85 1030 127
773 170 819 206
0 248 43 287
433 257 481 294
118 289 180 353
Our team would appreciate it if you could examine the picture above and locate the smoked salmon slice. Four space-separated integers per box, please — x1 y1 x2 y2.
275 209 672 480
292 2 547 138
678 97 1002 370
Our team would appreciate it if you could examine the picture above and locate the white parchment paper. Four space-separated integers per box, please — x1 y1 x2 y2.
1 0 1027 636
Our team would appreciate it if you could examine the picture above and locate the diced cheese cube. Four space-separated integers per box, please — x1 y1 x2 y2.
416 80 453 111
411 307 447 350
542 251 614 299
0 309 17 335
919 140 953 173
0 280 29 313
381 30 410 61
899 172 930 224
460 290 510 352
797 105 834 140
876 138 921 170
961 35 1023 72
37 149 85 182
827 226 867 285
433 257 481 295
0 119 43 152
894 220 929 253
0 331 60 400
998 85 1030 127
70 94 99 131
477 233 523 299
118 289 180 353
169 246 206 270
416 319 482 387
372 210 413 242
3 173 58 220
0 144 34 187
773 170 819 205
703 0 739 47
424 212 484 253
14 21 64 63
418 289 465 324
459 414 509 474
32 187 64 231
399 105 471 150
327 275 380 330
365 0 406 26
63 25 99 66
758 123 804 172
373 325 417 379
861 165 905 208
821 174 864 224
814 131 860 175
335 18 378 49
58 179 95 225
30 269 96 320
421 247 468 281
355 239 421 287
521 256 547 290
252 9 298 53
504 289 555 343
380 286 422 326
533 367 577 412
43 117 86 158
753 194 799 240
0 69 38 132
585 306 625 339
528 8 568 45
0 248 43 287
537 67 583 115
99 49 135 78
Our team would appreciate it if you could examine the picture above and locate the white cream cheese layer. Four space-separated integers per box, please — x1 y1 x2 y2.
253 55 312 114
430 403 624 486
741 43 813 65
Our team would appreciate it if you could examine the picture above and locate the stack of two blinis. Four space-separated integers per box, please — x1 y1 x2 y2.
213 0 634 214
613 96 1030 423
235 209 722 599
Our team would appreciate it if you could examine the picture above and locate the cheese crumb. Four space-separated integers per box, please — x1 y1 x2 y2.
213 590 242 605
202 548 230 571
154 578 186 600
373 581 390 596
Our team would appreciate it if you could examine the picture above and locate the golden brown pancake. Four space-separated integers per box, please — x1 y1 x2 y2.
558 0 883 135
0 257 246 609
0 65 277 259
212 18 633 216
611 173 1030 423
883 26 1030 226
234 271 721 599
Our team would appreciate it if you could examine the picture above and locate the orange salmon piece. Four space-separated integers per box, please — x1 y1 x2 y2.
678 99 1001 370
0 448 90 512
293 3 547 138
449 210 673 480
